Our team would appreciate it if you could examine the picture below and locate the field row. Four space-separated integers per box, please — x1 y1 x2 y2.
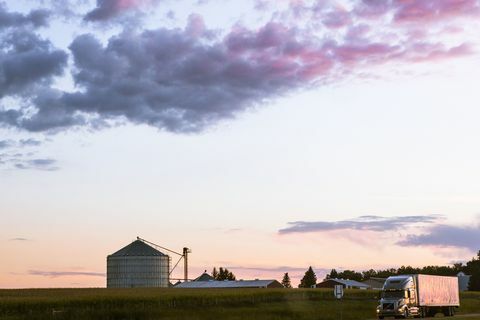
0 289 479 320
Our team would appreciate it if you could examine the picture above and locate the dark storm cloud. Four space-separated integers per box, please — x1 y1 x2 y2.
66 24 324 132
29 270 106 278
397 224 480 252
0 4 50 29
0 29 68 98
11 20 333 133
279 215 441 234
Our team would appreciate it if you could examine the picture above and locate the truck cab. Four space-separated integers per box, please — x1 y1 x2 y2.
377 275 418 319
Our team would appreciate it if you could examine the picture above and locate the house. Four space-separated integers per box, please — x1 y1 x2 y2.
316 278 370 290
362 277 387 290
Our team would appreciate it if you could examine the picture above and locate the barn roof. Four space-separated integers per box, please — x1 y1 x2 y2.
175 279 281 288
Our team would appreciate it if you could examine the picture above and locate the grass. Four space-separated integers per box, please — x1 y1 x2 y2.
0 289 479 320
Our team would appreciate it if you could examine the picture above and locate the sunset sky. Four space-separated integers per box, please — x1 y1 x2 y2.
1 0 480 288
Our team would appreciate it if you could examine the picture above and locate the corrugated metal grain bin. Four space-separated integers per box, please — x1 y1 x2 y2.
107 240 170 288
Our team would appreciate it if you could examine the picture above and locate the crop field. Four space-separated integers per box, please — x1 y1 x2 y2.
0 289 479 320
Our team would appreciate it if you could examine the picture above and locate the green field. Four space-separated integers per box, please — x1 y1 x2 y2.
0 288 479 320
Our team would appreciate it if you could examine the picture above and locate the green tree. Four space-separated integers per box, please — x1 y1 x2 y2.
326 269 338 280
281 272 292 288
453 263 464 274
466 251 480 291
212 267 218 279
299 266 317 288
337 270 363 282
376 268 397 278
212 267 236 281
362 269 377 281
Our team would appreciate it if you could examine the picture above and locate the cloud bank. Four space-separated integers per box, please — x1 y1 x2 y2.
29 270 106 278
279 215 441 234
280 215 479 252
0 0 478 134
398 223 480 252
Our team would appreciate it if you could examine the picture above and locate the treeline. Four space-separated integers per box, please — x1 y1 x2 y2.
211 267 236 281
324 251 480 291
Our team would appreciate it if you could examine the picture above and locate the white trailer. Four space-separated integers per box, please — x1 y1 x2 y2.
417 274 460 307
377 274 459 318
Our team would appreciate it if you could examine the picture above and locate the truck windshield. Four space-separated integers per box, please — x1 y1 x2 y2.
382 290 405 299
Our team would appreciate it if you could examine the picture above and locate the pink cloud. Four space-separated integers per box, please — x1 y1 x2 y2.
85 0 160 21
355 0 392 19
332 42 402 65
322 6 352 29
394 0 480 23
408 43 474 62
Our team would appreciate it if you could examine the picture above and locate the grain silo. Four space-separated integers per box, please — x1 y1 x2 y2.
107 239 170 288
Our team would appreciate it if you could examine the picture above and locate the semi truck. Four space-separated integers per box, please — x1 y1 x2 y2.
376 274 459 319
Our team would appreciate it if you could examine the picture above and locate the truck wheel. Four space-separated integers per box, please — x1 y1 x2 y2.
443 306 453 317
419 307 426 318
447 307 455 317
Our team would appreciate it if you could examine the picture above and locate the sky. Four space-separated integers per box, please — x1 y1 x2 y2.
1 0 480 288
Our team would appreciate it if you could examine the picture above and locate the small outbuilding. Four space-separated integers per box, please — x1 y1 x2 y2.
316 278 370 290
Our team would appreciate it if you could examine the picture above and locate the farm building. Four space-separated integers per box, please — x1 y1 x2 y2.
107 239 170 288
316 278 370 289
362 277 387 290
175 272 283 288
193 271 216 282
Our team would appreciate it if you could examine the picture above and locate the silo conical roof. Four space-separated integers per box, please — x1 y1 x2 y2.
109 240 167 257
